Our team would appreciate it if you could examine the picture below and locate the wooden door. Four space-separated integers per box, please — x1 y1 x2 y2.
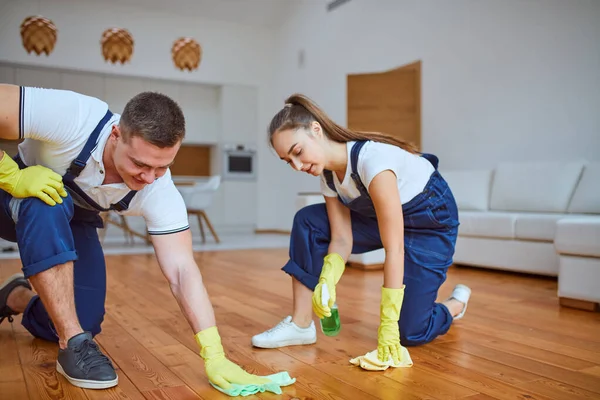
347 60 421 150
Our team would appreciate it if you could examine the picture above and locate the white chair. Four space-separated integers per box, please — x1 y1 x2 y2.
98 211 151 246
176 176 221 243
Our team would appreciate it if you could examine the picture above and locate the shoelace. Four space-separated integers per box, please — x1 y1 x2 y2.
73 339 113 375
0 305 17 324
264 320 291 335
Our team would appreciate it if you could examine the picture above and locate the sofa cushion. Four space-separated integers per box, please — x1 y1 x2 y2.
440 169 493 211
514 213 563 241
554 217 600 257
458 211 516 239
567 162 600 214
490 161 584 213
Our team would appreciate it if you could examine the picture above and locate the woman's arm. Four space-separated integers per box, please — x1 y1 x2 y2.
368 170 405 289
324 195 353 261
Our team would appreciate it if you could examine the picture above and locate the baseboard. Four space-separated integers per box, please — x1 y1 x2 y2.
346 261 384 271
559 297 600 312
254 229 291 235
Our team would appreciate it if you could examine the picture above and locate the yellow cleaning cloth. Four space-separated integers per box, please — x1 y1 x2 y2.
349 347 413 371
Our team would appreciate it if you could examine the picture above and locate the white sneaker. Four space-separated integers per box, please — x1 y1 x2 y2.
448 284 472 320
251 316 317 348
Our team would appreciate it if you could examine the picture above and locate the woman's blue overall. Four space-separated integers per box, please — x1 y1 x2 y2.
282 141 460 346
0 109 137 342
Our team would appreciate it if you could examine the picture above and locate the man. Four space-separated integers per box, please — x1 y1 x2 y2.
0 84 273 391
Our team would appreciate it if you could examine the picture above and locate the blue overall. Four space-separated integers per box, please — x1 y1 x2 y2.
283 141 460 346
0 109 136 342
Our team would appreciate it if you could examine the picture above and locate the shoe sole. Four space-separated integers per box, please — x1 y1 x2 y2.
56 361 118 389
252 337 317 349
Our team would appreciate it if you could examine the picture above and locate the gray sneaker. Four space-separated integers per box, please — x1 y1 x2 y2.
56 332 118 389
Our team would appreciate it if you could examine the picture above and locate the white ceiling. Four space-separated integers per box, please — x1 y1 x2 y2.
99 0 299 29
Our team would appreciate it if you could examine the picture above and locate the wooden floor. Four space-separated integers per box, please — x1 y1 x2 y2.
1 249 599 400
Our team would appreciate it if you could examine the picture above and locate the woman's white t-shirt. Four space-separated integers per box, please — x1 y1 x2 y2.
320 141 435 204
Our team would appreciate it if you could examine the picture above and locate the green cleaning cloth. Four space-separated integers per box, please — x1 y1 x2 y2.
210 371 296 397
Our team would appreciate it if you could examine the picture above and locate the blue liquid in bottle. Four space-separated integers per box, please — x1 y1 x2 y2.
319 283 341 337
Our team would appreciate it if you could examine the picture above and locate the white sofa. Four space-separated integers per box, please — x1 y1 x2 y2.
296 160 600 310
444 160 600 309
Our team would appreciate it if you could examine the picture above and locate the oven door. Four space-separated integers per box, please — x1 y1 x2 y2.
223 149 256 180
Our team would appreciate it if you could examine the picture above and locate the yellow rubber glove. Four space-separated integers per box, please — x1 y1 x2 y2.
195 326 271 390
0 151 67 206
377 286 405 364
312 253 345 319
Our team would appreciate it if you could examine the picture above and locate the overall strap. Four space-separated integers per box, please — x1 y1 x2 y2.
323 170 336 192
323 140 370 195
65 109 114 179
62 108 137 212
112 190 137 212
350 140 368 176
349 141 370 196
419 153 439 170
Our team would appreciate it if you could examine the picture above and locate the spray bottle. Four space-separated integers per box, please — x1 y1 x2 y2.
319 283 341 336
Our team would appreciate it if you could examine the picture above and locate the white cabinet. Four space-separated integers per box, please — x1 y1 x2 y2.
220 85 258 143
104 76 145 114
61 71 105 99
15 67 61 89
179 84 220 144
0 66 15 84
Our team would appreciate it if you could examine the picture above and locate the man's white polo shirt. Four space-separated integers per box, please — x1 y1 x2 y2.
16 86 189 235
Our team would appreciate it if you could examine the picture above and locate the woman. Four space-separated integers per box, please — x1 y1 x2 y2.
252 94 471 364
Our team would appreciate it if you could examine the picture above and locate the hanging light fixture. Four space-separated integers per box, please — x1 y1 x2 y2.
20 15 58 56
100 28 134 64
171 37 202 72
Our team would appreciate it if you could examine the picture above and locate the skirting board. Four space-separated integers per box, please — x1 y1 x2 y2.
559 297 600 312
255 229 291 235
346 261 384 271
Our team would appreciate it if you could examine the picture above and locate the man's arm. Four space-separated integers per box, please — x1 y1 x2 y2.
151 228 215 333
0 84 21 140
150 227 275 390
0 84 67 205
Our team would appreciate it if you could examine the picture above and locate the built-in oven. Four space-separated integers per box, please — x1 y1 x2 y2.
222 144 256 181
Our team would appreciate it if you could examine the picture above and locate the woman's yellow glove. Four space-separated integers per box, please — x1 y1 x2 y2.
195 326 271 390
0 151 67 206
312 253 345 319
377 286 405 364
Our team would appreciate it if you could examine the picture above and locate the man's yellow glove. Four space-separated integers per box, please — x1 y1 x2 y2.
377 286 405 364
0 151 67 206
195 326 271 390
312 253 345 319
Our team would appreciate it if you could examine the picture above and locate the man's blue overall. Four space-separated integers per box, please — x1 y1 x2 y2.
0 109 136 342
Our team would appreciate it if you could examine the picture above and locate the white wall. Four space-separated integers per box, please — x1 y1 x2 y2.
2 0 599 235
256 0 600 231
0 0 275 87
0 0 271 240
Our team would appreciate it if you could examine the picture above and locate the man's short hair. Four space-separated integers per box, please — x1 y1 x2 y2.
120 92 185 147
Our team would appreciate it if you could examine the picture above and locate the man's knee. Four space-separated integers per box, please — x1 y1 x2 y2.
13 194 77 278
16 193 74 226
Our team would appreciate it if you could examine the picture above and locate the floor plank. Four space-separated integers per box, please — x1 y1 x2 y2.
1 249 599 399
